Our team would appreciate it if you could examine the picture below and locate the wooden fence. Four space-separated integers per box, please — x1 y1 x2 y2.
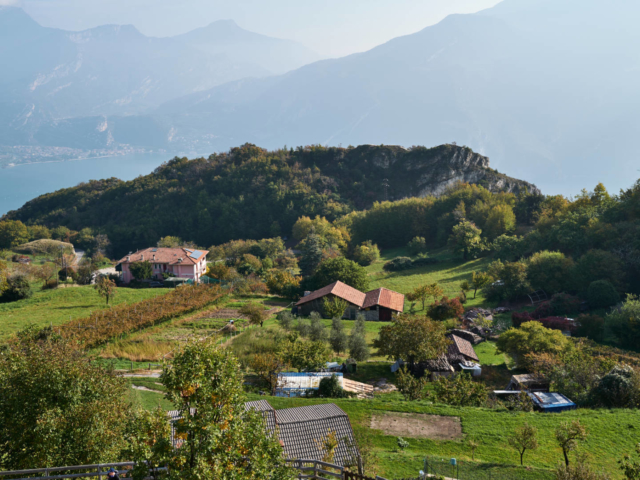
0 460 387 480
0 462 167 480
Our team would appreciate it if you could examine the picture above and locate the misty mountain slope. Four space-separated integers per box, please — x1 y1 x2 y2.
131 0 640 194
173 19 321 75
0 7 319 123
3 0 640 194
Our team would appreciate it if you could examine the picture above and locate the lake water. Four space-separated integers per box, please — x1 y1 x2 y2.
0 153 177 216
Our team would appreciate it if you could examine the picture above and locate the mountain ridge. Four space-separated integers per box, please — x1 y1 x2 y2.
1 143 538 256
0 7 319 122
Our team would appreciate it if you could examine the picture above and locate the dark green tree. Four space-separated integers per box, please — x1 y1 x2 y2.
374 315 449 370
308 311 328 342
1 274 32 303
0 220 29 249
448 220 483 260
587 279 620 308
348 315 370 361
306 257 369 292
129 260 154 280
299 232 325 277
526 250 575 295
329 317 348 354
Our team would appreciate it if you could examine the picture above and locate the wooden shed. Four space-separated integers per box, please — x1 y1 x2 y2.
362 288 405 321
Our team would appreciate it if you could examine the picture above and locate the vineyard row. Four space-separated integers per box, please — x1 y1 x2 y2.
59 284 227 348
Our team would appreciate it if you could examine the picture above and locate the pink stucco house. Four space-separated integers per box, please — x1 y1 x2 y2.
117 247 209 283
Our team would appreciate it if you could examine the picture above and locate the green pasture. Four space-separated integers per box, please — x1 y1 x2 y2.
131 384 638 479
0 285 171 342
366 247 494 310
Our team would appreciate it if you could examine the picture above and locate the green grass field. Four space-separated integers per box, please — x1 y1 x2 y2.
130 385 636 479
91 295 288 364
0 285 172 342
366 247 494 310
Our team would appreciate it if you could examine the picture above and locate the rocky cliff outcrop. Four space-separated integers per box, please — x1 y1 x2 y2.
295 144 540 208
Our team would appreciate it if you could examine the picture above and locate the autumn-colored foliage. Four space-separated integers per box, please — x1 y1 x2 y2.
60 284 225 348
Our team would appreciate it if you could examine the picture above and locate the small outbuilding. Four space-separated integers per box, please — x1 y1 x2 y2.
528 392 576 413
362 287 405 321
275 372 344 397
447 334 480 363
508 374 550 392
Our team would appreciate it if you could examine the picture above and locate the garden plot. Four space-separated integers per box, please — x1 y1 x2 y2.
370 412 462 440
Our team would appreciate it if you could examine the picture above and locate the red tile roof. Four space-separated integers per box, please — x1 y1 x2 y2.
448 335 479 362
363 288 405 312
296 281 366 307
117 247 208 266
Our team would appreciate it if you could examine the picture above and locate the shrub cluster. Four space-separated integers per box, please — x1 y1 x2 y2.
511 312 577 333
427 296 464 321
383 255 438 272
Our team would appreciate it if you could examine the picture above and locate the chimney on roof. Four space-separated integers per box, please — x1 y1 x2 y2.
127 255 131 262
141 254 144 261
153 254 156 261
178 258 183 263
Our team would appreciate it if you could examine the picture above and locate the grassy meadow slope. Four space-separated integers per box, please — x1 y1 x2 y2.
366 247 493 310
0 285 171 341
132 385 636 479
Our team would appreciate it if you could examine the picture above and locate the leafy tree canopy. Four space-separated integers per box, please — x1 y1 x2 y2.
0 327 131 470
373 315 449 368
496 321 571 369
305 257 369 292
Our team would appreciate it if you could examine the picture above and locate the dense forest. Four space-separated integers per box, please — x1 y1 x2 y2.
1 143 535 257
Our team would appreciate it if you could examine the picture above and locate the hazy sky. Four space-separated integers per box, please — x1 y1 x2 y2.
15 0 501 57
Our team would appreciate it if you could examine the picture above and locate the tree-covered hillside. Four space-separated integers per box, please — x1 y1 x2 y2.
1 143 535 257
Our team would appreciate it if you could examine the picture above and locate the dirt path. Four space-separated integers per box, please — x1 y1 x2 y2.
131 385 164 394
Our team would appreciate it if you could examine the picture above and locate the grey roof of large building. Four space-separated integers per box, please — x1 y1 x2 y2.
167 401 359 467
245 400 277 434
274 403 358 466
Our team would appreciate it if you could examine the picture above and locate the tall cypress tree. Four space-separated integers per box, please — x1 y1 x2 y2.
299 231 325 277
329 317 348 354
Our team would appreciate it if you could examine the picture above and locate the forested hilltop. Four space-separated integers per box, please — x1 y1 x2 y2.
2 143 535 256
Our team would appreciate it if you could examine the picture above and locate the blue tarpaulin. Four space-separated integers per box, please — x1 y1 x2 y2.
528 392 576 412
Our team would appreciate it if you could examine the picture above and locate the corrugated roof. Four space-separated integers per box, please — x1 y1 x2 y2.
448 335 479 362
363 288 405 312
296 281 366 307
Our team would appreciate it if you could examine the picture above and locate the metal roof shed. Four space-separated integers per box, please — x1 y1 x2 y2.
275 372 343 397
528 392 576 413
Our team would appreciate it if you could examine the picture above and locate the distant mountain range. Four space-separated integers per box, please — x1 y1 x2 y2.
2 0 640 194
0 6 319 140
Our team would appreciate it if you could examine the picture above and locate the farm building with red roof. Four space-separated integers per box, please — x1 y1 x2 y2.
295 281 404 320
